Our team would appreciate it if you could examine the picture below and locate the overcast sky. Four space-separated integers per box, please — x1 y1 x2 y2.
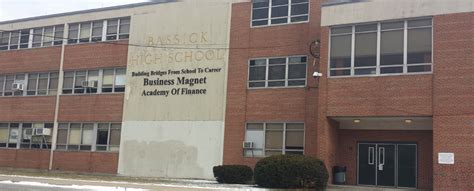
0 0 149 22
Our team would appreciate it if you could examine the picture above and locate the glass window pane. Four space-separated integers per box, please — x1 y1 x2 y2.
68 124 81 145
286 131 304 149
97 129 109 145
107 20 118 35
330 35 352 68
57 129 68 144
250 59 266 66
247 123 264 130
381 30 404 65
115 68 126 86
381 21 404 30
272 0 288 6
110 129 121 145
268 65 285 80
253 8 269 20
43 27 54 46
381 66 403 74
291 3 308 16
267 123 284 130
9 127 19 144
249 82 265 87
265 131 283 149
269 58 286 65
253 0 269 8
249 66 266 81
0 127 8 143
288 64 306 79
355 24 377 32
408 65 431 73
407 28 432 64
408 19 432 28
81 124 94 145
355 68 376 75
355 32 377 67
286 123 304 130
79 22 91 41
252 20 268 26
331 26 352 35
330 69 350 76
271 6 289 17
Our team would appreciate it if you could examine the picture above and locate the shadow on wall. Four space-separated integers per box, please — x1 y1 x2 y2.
121 140 204 178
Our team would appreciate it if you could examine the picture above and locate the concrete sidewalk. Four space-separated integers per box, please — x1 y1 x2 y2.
0 168 264 191
0 168 423 191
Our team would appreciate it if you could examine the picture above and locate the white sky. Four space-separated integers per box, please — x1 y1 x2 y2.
0 0 149 22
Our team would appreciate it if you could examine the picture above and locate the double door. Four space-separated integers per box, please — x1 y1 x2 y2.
358 143 417 188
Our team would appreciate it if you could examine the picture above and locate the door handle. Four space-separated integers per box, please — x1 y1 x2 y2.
378 147 385 170
368 147 374 165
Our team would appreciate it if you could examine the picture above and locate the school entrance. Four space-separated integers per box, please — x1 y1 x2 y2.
358 143 417 188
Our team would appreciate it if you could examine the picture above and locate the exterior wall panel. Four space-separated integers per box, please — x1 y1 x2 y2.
224 0 322 168
58 94 124 122
63 41 128 70
0 97 56 122
0 47 61 74
432 12 474 190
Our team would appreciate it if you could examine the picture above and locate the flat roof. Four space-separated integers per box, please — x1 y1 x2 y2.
0 0 175 25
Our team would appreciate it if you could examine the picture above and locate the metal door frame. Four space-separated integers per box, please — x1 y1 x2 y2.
357 142 417 188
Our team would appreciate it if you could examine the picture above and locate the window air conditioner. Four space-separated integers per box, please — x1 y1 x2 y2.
12 83 24 91
34 128 52 136
243 141 254 149
82 80 98 88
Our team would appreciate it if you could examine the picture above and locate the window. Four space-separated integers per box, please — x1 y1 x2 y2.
0 72 58 97
0 25 63 50
244 122 304 157
96 123 121 152
252 0 309 27
249 56 306 88
329 18 432 77
0 123 51 149
106 17 130 40
26 72 59 96
57 123 121 152
67 17 130 44
102 68 126 93
20 123 52 149
62 68 126 95
57 123 94 151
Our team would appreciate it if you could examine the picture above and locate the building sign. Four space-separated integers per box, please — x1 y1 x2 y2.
119 0 231 179
438 152 455 164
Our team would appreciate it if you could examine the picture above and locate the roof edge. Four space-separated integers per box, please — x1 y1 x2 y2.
0 0 176 25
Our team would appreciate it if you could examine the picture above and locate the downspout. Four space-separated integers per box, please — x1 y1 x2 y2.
49 23 68 171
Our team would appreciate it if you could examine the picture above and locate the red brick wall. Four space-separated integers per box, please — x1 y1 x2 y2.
223 0 321 167
0 97 56 122
58 94 124 122
53 151 118 174
0 47 61 74
0 149 50 169
432 12 474 190
337 130 433 190
327 75 433 117
63 41 128 70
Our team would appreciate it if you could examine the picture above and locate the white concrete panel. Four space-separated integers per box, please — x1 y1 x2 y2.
322 0 474 26
118 121 224 179
119 0 231 179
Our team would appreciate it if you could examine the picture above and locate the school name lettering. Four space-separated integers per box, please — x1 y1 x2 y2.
144 77 207 87
129 31 227 65
133 67 223 97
